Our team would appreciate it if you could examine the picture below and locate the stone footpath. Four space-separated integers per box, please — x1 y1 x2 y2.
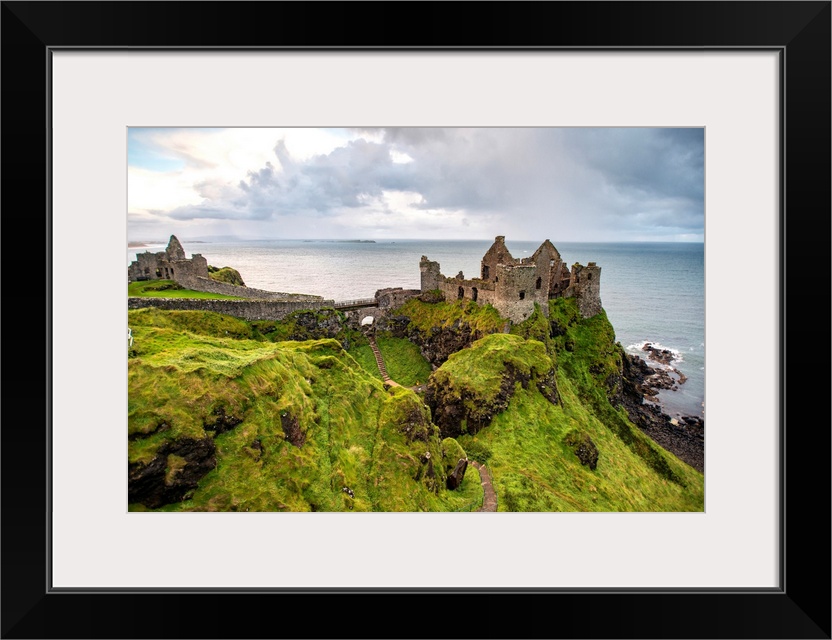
470 461 497 512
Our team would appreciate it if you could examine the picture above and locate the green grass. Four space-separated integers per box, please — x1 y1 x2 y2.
207 266 245 286
127 297 704 513
128 309 479 512
128 279 244 300
348 333 433 387
347 344 384 382
396 298 507 336
436 320 703 512
376 333 433 386
431 333 551 403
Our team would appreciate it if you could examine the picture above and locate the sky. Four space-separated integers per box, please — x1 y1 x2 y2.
127 127 704 242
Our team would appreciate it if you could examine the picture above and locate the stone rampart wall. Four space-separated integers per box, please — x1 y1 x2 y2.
173 274 323 302
374 288 421 309
128 297 336 321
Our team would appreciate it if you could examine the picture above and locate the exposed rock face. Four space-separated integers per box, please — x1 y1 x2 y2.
446 458 469 489
611 351 704 473
203 406 243 435
399 404 432 443
416 321 480 368
535 367 560 405
427 362 556 439
426 368 512 438
641 342 676 366
290 309 346 340
128 437 217 508
563 430 599 470
280 412 306 448
378 312 490 369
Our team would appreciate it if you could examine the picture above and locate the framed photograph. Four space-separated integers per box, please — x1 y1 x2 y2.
3 2 829 638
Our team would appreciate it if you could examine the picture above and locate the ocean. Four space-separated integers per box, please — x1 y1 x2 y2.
129 239 705 418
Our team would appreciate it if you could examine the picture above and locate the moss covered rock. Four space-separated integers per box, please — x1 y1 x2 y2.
425 333 557 438
208 265 246 286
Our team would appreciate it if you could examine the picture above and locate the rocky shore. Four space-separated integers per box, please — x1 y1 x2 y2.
614 346 704 473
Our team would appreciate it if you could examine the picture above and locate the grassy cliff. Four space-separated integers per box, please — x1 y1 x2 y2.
127 298 703 512
127 308 480 512
434 299 703 511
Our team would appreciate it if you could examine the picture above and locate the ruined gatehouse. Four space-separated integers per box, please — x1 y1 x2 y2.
419 235 601 323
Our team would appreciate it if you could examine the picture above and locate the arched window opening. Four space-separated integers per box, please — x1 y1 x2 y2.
458 286 464 300
472 287 478 302
535 277 542 290
482 265 490 280
519 290 526 300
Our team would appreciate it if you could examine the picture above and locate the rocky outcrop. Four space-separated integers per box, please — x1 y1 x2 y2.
203 406 243 435
287 309 346 341
128 437 217 508
416 321 481 368
611 350 704 473
563 430 599 470
446 458 468 490
426 367 513 438
427 362 556 439
208 265 246 286
280 412 306 448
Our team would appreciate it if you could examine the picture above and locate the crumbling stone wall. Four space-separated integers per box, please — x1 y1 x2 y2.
491 263 542 323
420 236 602 323
128 236 210 283
564 262 602 318
435 274 497 309
129 235 324 302
419 257 441 292
173 274 321 301
374 288 421 309
127 297 335 321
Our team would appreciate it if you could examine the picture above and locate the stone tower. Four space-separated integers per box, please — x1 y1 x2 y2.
420 256 441 292
565 262 602 318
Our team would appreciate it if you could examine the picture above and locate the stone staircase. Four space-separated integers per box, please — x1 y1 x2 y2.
367 335 400 387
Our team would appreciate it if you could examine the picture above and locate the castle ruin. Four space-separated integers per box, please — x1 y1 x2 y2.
128 235 210 284
420 236 601 323
128 235 324 302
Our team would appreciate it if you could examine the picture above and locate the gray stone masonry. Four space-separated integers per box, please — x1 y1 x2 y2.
374 287 421 309
420 236 602 322
128 297 336 321
129 235 324 302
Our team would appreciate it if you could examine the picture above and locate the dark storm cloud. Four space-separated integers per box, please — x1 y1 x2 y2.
561 128 704 202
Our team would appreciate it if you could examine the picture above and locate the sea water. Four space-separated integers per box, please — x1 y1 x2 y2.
129 239 704 418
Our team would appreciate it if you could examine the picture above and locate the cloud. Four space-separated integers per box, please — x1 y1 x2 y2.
128 127 704 241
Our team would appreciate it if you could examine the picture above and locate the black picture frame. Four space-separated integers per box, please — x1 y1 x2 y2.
2 2 829 638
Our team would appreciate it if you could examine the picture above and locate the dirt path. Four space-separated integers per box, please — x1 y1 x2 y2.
470 460 497 512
